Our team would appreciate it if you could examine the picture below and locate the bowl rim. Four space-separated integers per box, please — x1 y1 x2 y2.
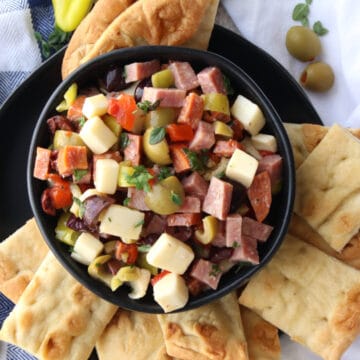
27 45 295 313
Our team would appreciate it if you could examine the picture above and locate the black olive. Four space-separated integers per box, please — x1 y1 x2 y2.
103 67 127 92
134 77 152 103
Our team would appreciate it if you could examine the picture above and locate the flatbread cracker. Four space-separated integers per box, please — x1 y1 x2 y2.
239 234 360 360
96 309 171 360
80 0 219 65
294 124 360 251
157 292 248 360
0 218 48 303
240 306 280 360
0 252 117 360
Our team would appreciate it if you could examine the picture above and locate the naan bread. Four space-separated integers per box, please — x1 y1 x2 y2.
239 234 360 360
96 309 171 360
240 306 280 360
294 124 360 251
0 218 48 303
0 252 117 360
157 292 248 360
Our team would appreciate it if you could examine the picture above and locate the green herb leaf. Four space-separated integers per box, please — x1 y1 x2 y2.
292 3 310 22
125 165 154 192
157 166 172 181
123 197 131 206
73 169 88 182
305 0 312 4
301 17 309 27
77 116 86 128
138 244 151 253
171 191 183 206
222 75 234 96
73 197 85 219
183 148 208 172
35 26 71 59
137 99 161 113
215 170 225 179
209 264 221 277
313 21 329 36
134 219 145 228
149 127 166 145
120 133 130 149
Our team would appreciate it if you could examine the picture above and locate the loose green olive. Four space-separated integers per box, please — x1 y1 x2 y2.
300 62 335 92
53 130 86 150
145 108 177 128
144 176 185 215
286 26 321 61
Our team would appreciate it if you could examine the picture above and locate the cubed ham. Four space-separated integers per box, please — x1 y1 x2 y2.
211 221 227 247
257 154 283 188
124 60 160 83
181 172 209 200
127 188 150 211
168 62 199 91
197 67 226 94
189 121 215 151
177 196 201 213
230 235 259 265
33 147 52 180
213 139 243 158
190 259 222 290
202 177 233 220
167 213 201 227
226 214 242 247
142 214 167 236
242 217 273 242
142 87 186 108
177 93 204 129
124 134 142 166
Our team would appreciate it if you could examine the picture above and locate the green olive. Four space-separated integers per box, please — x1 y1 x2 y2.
53 130 86 150
143 127 172 165
300 62 335 92
286 26 321 61
203 93 230 115
145 108 177 128
144 176 185 215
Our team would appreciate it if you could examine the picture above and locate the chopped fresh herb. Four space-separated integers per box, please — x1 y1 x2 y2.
77 116 86 128
125 165 154 192
137 99 161 113
35 26 71 59
73 197 85 218
108 217 112 222
73 169 88 182
313 21 328 36
171 191 183 206
183 148 208 171
120 132 130 149
209 263 221 277
215 170 225 179
232 241 240 248
149 127 166 145
157 166 172 181
134 219 145 228
138 244 151 253
223 75 234 96
123 197 131 206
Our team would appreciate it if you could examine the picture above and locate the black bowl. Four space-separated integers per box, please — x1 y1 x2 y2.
27 46 295 313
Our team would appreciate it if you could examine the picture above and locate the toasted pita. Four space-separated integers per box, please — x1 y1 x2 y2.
96 308 171 360
239 234 360 360
80 0 219 66
0 252 117 360
240 306 280 360
0 218 48 303
157 292 248 360
294 124 360 251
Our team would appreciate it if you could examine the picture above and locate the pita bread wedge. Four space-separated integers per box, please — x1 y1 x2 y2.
96 308 171 360
61 0 136 78
240 306 280 360
157 292 248 360
80 0 219 66
239 234 360 360
0 252 117 360
0 218 48 303
294 124 360 251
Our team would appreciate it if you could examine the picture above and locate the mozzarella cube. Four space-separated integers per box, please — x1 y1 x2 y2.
251 133 277 153
94 159 119 194
79 116 117 154
128 268 151 299
225 149 259 188
153 272 189 312
72 232 104 265
99 204 144 243
82 94 109 118
231 95 265 135
146 233 194 275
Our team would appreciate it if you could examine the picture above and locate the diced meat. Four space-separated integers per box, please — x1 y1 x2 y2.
226 214 242 247
127 188 150 211
47 115 74 135
177 93 204 129
57 145 88 177
203 111 231 123
247 171 272 222
197 67 226 94
257 154 283 188
83 195 115 227
177 196 201 213
170 144 191 173
67 96 86 122
167 213 201 227
230 119 244 141
168 62 199 91
33 147 52 180
165 226 193 242
124 134 142 166
230 235 259 265
190 259 222 290
189 121 215 151
213 139 244 158
181 172 209 200
209 247 234 263
211 221 227 247
142 87 186 107
242 217 273 242
124 60 160 83
202 177 233 220
142 214 167 236
186 276 207 296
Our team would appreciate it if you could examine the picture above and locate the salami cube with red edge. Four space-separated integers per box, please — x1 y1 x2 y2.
181 171 209 200
167 213 201 227
189 121 215 151
242 216 273 242
190 259 222 290
177 92 204 129
247 171 272 222
230 235 259 264
170 144 192 173
226 214 242 247
202 177 233 221
124 60 160 83
168 62 199 91
213 139 243 158
257 154 283 189
33 147 52 180
197 67 226 94
142 87 186 108
124 134 142 166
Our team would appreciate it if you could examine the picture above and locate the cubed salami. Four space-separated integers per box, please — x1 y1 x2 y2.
177 92 204 129
142 87 186 107
190 259 222 290
226 214 242 247
189 121 215 151
257 154 283 188
197 67 226 94
125 60 160 83
242 216 273 242
230 235 259 264
124 134 142 166
168 62 199 91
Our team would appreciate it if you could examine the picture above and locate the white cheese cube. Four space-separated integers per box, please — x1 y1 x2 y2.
231 95 265 135
72 232 104 265
146 233 194 275
82 94 109 118
128 268 151 299
251 133 277 153
94 159 119 194
225 148 259 188
99 204 144 243
79 116 117 154
153 272 189 312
